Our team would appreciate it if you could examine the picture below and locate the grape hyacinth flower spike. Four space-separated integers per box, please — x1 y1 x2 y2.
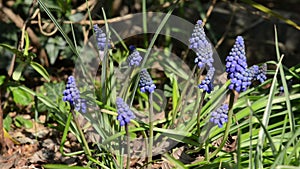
127 45 142 67
116 97 135 126
93 24 111 51
210 104 229 128
189 20 215 93
189 20 214 69
226 36 267 93
139 69 156 93
63 76 87 113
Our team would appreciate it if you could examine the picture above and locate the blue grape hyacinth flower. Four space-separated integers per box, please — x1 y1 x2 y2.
127 45 142 67
225 36 247 76
226 36 267 93
63 76 87 113
93 24 111 51
189 20 214 69
210 104 229 128
139 69 156 93
116 97 135 126
198 67 215 93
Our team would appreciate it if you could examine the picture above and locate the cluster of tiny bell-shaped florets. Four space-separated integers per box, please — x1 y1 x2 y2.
210 104 229 128
189 20 215 93
139 69 156 93
198 67 215 94
116 97 135 126
226 36 267 93
63 76 87 113
93 24 111 51
189 20 214 69
127 45 143 67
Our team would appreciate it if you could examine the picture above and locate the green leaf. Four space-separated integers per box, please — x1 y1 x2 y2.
0 43 23 57
4 116 12 131
9 86 33 105
30 61 50 82
43 164 88 169
24 31 30 56
241 0 300 30
15 116 33 129
163 153 187 169
12 62 27 81
0 75 6 86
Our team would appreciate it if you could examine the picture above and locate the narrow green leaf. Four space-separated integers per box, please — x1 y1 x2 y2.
256 55 284 168
24 31 30 56
0 43 23 56
30 61 50 82
37 0 79 58
12 62 27 81
43 164 89 169
274 26 295 134
171 74 179 112
241 0 300 30
163 153 187 169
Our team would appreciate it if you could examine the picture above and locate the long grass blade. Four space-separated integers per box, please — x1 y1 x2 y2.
255 54 284 168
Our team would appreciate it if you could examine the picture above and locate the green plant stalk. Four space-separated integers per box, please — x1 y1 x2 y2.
142 0 148 47
126 124 130 169
71 109 92 157
208 91 235 160
87 156 110 169
59 111 85 156
101 8 110 102
60 111 72 155
247 99 254 169
148 92 154 169
197 92 206 137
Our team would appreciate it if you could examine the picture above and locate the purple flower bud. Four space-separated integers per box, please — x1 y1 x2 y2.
127 45 142 67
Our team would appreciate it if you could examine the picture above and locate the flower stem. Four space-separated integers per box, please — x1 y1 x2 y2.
208 90 235 160
197 92 206 137
125 124 130 169
148 92 154 169
71 109 92 157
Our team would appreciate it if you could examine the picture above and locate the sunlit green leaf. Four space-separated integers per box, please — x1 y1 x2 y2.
30 61 50 82
9 86 33 105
